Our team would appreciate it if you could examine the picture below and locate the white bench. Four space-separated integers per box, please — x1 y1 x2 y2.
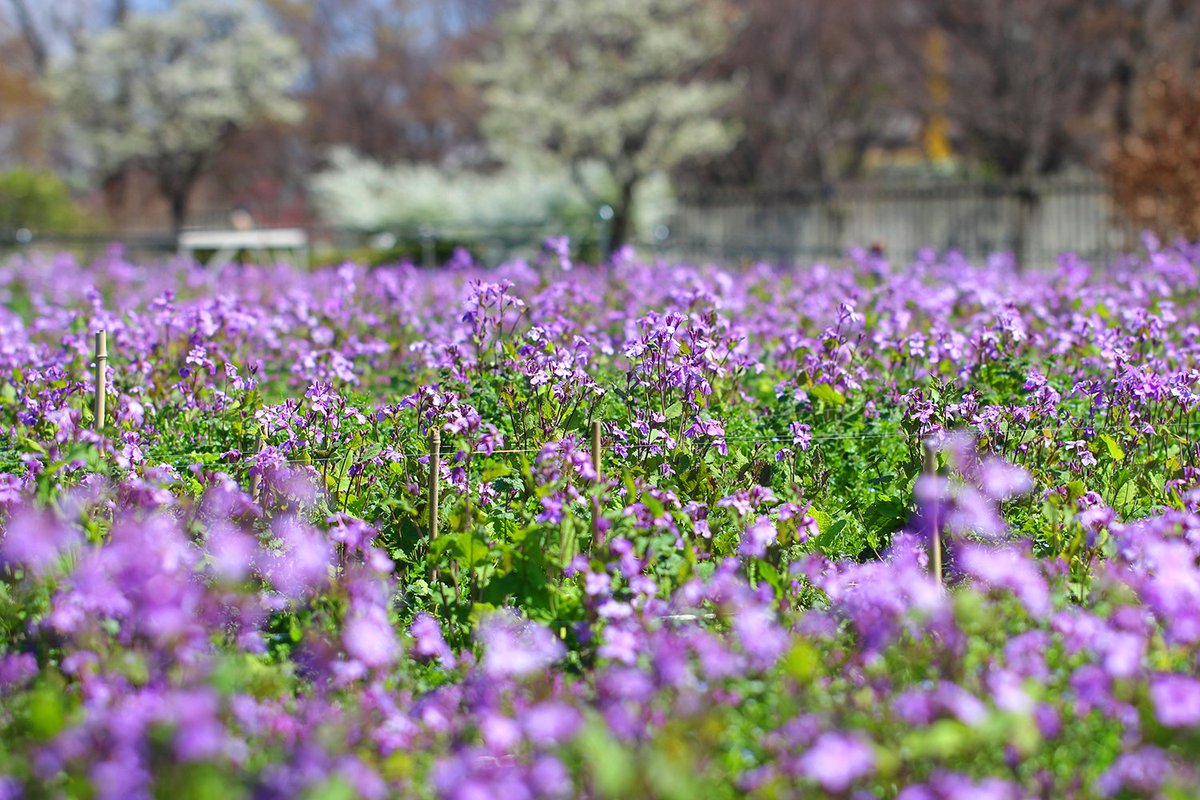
178 228 309 268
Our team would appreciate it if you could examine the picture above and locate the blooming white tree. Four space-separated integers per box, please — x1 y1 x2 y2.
52 0 303 234
470 0 740 251
310 147 675 249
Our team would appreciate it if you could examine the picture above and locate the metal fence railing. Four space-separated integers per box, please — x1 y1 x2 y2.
0 220 670 270
666 176 1142 267
0 177 1147 269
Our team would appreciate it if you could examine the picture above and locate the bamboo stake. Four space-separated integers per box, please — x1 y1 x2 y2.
429 429 441 540
924 440 943 587
591 419 602 542
250 433 264 504
591 419 602 479
93 331 107 431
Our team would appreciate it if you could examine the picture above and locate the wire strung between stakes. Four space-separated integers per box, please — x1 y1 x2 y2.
132 415 1200 475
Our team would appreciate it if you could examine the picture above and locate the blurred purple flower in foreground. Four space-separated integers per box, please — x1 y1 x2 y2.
478 610 563 679
798 732 875 792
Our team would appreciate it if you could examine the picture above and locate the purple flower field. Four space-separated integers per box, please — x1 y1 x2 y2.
3 241 1200 798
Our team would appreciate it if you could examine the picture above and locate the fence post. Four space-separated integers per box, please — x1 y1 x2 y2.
924 440 943 587
429 429 441 540
93 331 107 431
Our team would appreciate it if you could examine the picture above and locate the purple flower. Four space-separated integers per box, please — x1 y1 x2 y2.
979 458 1032 500
543 236 572 271
522 702 582 746
1135 540 1200 644
0 473 25 510
481 713 522 751
959 543 1050 617
344 606 400 669
798 732 875 792
1 508 77 576
529 756 571 798
739 516 777 559
206 524 257 583
1098 747 1173 797
0 653 37 693
1071 664 1114 715
265 517 332 598
598 626 640 664
790 422 812 451
410 613 456 668
731 606 787 669
1149 673 1200 727
538 494 565 525
170 689 227 761
585 571 612 597
477 610 564 679
899 773 1024 800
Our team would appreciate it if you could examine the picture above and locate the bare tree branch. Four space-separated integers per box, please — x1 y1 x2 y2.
5 0 48 75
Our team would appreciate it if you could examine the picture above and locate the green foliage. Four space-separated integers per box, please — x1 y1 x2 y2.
0 168 86 233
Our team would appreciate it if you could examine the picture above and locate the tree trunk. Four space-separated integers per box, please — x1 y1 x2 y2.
1113 58 1136 139
607 179 637 256
163 159 204 246
1012 178 1039 272
169 187 190 244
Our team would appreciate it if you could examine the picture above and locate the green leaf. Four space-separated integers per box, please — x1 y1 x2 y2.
456 532 492 568
809 508 833 538
863 496 908 535
1114 479 1137 512
811 383 846 406
662 400 683 420
579 719 635 798
481 462 513 481
643 494 666 518
429 535 460 559
1099 433 1125 462
904 719 972 759
783 641 819 683
757 560 781 593
25 685 67 741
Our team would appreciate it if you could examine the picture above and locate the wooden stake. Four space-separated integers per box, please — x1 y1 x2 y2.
250 433 264 504
591 419 603 542
591 419 602 479
429 429 441 540
94 331 107 431
924 440 943 587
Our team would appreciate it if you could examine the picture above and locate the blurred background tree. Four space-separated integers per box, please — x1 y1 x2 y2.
267 0 497 167
1112 66 1200 239
468 0 741 250
895 1 1106 183
52 0 303 237
690 0 906 190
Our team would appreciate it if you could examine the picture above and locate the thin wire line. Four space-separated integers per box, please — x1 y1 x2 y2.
127 415 1200 472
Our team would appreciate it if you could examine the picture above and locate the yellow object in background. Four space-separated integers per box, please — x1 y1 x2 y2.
924 30 953 164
